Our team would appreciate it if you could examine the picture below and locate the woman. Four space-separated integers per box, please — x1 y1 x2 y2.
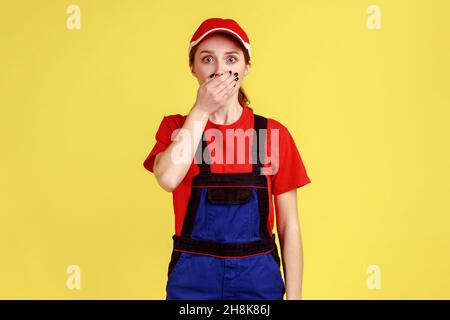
143 18 311 300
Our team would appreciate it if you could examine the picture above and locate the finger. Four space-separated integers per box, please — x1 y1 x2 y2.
210 72 229 90
215 75 235 97
219 76 239 100
219 83 237 102
218 75 238 96
213 70 234 89
201 72 219 86
217 72 239 94
200 72 222 90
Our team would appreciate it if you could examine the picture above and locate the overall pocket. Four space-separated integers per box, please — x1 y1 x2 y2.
207 187 253 204
167 251 187 279
205 187 259 243
264 252 285 297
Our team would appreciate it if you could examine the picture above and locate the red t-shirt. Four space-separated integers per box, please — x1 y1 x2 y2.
143 105 311 237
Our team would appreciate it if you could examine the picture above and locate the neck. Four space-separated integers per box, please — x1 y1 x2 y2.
209 95 243 125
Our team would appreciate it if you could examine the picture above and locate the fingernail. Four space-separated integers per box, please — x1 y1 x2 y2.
234 76 239 81
229 70 232 75
209 73 215 78
234 72 238 77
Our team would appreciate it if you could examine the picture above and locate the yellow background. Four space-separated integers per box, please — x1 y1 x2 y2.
1 0 449 299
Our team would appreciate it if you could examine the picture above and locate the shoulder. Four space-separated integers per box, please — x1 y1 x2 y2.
255 114 289 136
157 113 187 132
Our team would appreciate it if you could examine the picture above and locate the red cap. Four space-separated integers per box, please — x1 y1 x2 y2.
188 18 251 59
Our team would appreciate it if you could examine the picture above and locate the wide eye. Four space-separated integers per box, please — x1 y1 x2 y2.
227 56 237 63
202 55 213 63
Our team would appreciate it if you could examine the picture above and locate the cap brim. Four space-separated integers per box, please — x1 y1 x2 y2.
188 27 251 58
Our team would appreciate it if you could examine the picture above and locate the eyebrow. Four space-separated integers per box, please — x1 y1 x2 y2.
199 50 240 55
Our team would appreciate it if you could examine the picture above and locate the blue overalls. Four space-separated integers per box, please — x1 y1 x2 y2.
166 114 285 300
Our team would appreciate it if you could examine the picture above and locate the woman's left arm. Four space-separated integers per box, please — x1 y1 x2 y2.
274 188 303 300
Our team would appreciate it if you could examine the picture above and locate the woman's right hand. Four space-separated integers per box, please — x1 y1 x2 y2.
192 70 239 115
152 70 238 192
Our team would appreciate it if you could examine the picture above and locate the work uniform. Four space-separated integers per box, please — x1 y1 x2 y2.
143 105 312 300
165 114 285 300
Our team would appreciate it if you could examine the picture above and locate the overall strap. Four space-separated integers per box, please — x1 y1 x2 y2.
194 128 211 173
194 113 268 174
252 114 267 174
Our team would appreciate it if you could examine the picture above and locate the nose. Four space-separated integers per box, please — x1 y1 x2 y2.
214 70 226 77
214 70 232 78
214 62 231 77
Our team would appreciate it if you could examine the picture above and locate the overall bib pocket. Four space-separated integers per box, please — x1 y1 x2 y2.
204 187 259 243
207 187 253 204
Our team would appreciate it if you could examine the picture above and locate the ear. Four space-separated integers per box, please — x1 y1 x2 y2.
190 64 196 77
244 61 251 77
